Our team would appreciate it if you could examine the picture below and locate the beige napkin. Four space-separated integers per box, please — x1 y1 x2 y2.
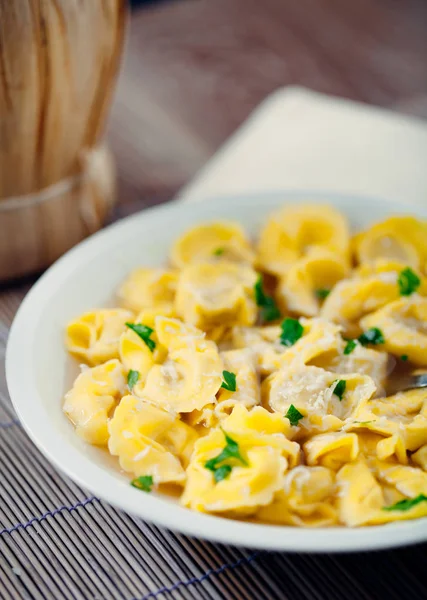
179 87 427 206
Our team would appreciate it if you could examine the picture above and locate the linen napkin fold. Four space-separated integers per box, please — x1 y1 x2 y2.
179 87 427 206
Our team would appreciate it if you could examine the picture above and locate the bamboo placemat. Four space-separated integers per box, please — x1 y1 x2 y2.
1 283 427 600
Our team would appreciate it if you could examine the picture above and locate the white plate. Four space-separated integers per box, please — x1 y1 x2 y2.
6 192 427 552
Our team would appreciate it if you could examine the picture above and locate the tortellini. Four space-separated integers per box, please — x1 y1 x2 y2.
233 318 342 376
310 337 388 394
108 395 197 484
257 203 350 276
263 364 376 434
257 466 338 527
141 317 223 413
182 406 299 513
63 359 126 445
117 268 178 314
353 216 427 270
361 296 427 366
175 261 258 329
277 248 349 317
64 202 427 529
321 262 427 330
66 309 133 366
170 221 254 268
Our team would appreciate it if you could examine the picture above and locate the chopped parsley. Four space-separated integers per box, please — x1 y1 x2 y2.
343 339 357 355
401 354 409 361
280 318 304 347
212 464 232 483
332 379 346 401
254 275 281 322
127 369 140 390
398 267 421 296
315 288 330 300
131 475 153 492
285 404 304 427
213 247 225 256
204 430 247 483
221 370 237 392
353 420 375 425
358 327 384 346
382 494 427 512
125 322 156 352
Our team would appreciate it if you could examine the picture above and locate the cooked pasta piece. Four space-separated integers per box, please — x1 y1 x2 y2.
264 363 376 434
232 318 342 376
257 203 350 276
181 406 299 514
361 296 427 366
117 268 178 313
66 309 133 366
277 248 349 317
309 338 389 394
175 261 258 330
108 395 197 484
141 317 223 413
170 221 254 268
257 466 338 527
63 359 126 445
353 216 427 270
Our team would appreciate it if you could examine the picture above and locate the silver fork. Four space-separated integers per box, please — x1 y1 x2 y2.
386 372 427 396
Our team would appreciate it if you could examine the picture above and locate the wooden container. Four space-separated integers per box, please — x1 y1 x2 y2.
0 0 127 281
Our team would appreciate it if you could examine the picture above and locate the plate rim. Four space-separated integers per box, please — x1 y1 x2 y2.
6 190 427 552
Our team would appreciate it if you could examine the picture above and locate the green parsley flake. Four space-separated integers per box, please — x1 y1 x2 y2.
221 370 237 392
127 369 140 390
315 288 330 300
213 247 225 256
280 318 304 347
125 322 156 352
204 430 247 483
332 379 346 401
401 354 409 361
285 404 304 427
213 464 232 483
343 339 357 355
254 275 281 322
398 267 421 296
353 420 375 425
131 475 153 492
382 494 427 512
358 327 384 346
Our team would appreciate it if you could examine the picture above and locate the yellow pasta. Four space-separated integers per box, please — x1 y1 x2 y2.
361 296 427 366
257 466 338 527
353 216 427 270
141 317 223 413
175 261 258 329
277 248 349 317
108 395 197 484
257 203 350 276
63 202 427 528
63 359 126 445
66 309 133 366
170 221 254 268
117 268 178 313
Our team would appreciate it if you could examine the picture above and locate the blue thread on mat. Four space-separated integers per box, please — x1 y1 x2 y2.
0 418 20 430
137 552 260 600
0 497 99 535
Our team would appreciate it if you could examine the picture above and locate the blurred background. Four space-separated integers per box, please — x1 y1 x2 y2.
110 0 427 215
